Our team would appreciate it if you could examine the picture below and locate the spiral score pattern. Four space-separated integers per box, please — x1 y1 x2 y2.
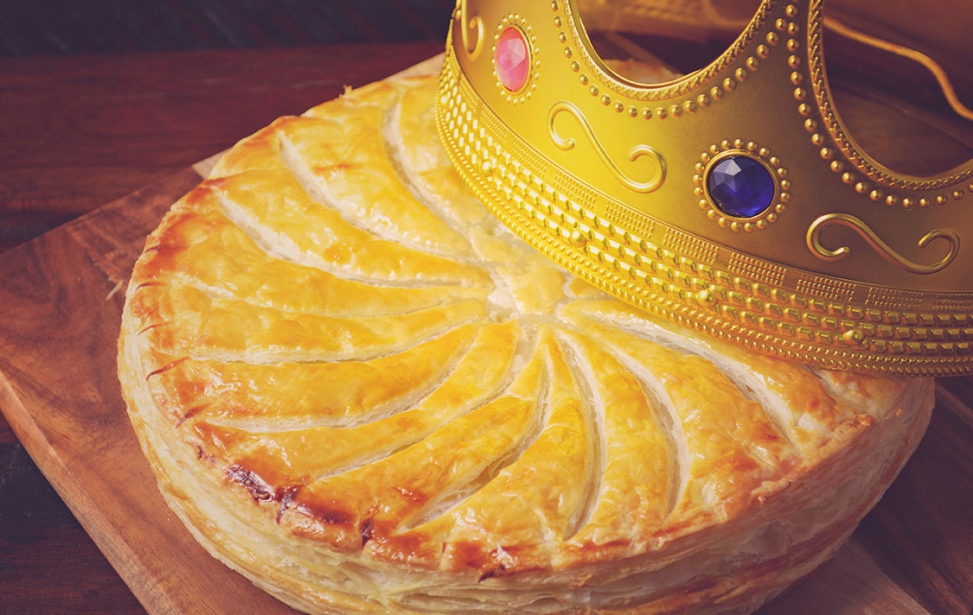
119 73 933 614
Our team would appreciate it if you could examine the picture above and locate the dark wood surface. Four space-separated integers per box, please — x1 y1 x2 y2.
0 25 972 615
0 0 455 57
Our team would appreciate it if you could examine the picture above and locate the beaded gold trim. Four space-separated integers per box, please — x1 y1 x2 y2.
438 0 973 375
438 48 973 375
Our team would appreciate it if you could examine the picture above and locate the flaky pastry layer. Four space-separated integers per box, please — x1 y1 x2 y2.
119 68 934 615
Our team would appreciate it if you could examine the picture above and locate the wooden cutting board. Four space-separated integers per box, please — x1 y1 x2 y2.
0 58 971 615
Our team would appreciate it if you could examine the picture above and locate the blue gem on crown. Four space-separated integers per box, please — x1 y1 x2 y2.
707 155 776 219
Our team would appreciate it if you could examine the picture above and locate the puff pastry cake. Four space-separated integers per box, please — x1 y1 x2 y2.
118 64 934 614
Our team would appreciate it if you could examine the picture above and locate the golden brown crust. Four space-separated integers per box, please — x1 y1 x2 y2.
119 72 934 614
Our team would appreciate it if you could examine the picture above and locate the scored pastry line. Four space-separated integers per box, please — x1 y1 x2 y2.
199 329 479 433
553 332 609 541
158 270 487 325
588 333 689 521
566 301 820 451
277 132 407 246
389 80 542 268
382 96 479 249
400 328 546 531
558 328 680 525
588 327 762 526
278 120 471 259
149 198 490 318
186 325 523 483
215 187 485 288
138 299 487 366
625 311 807 449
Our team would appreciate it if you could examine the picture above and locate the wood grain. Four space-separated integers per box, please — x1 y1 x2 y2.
0 42 443 253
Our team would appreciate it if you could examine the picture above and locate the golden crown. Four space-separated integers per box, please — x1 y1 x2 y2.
435 0 973 376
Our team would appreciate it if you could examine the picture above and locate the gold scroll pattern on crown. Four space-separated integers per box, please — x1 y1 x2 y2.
438 0 973 375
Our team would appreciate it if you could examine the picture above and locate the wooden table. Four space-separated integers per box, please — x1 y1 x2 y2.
0 41 972 615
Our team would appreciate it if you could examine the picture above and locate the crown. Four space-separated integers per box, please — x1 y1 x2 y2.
435 0 973 376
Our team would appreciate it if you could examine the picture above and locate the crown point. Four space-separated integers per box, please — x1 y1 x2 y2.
495 27 530 92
